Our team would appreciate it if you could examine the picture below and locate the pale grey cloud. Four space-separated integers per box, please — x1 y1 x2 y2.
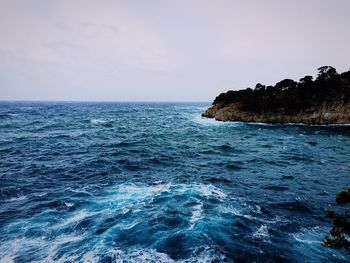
0 0 349 101
102 24 120 34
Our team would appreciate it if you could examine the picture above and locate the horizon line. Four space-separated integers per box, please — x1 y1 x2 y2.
0 99 212 104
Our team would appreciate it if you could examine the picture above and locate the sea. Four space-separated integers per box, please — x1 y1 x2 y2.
0 102 349 263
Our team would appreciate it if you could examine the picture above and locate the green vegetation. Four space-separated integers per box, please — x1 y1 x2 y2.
213 66 350 114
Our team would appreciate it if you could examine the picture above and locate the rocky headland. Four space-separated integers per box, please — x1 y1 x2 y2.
203 66 350 124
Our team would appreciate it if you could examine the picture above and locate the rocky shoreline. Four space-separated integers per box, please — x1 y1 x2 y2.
202 102 350 124
203 66 350 125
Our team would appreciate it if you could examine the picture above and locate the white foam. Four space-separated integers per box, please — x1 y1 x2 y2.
82 251 99 263
194 115 244 126
196 184 227 200
120 220 139 230
64 202 74 207
7 113 19 117
90 118 108 124
6 196 27 202
292 226 323 244
108 183 172 203
0 234 82 263
247 122 271 126
190 203 203 227
33 192 47 197
88 248 174 263
219 205 252 219
54 210 92 229
81 246 226 263
65 210 90 223
33 254 80 263
253 225 270 240
253 205 261 214
293 235 322 244
54 234 85 245
193 115 222 125
128 249 173 263
0 256 15 263
188 247 226 263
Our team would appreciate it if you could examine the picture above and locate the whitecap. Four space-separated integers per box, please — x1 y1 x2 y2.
189 203 203 227
253 225 270 242
292 226 323 244
90 118 108 124
64 202 74 207
108 182 172 202
84 248 174 263
219 205 253 219
82 251 99 263
128 249 173 263
6 195 27 202
253 205 261 214
0 256 15 263
195 184 227 200
0 232 85 263
120 220 139 230
247 122 272 126
7 113 19 117
185 246 226 263
54 210 93 229
33 192 47 197
54 234 85 245
193 115 243 127
193 115 223 125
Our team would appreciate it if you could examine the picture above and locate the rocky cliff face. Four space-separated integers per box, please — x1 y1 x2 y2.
202 102 350 124
203 66 350 124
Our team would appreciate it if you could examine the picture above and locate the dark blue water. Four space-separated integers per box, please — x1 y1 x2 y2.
0 102 349 262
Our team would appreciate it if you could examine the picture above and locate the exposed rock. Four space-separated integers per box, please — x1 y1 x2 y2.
336 189 350 205
324 227 350 249
323 189 350 249
202 103 350 124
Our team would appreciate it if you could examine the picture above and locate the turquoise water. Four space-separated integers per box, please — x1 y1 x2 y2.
0 102 349 262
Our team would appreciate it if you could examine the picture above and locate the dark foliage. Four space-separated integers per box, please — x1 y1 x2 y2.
213 67 350 113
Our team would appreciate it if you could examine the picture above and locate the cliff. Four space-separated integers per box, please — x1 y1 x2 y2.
203 66 350 124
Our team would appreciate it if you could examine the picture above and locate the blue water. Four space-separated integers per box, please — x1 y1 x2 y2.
0 102 349 263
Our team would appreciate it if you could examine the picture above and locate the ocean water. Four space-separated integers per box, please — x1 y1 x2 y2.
0 102 349 263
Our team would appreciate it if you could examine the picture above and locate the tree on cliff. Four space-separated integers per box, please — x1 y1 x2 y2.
254 83 266 91
275 79 297 91
316 66 338 81
299 76 313 86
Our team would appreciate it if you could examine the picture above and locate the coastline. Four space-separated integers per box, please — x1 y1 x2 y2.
202 102 350 125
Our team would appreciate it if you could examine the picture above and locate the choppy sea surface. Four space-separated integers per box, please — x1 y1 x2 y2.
0 102 349 263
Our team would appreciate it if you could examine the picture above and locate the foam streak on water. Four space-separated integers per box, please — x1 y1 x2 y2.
0 102 349 262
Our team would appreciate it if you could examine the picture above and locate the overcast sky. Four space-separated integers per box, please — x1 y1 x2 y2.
1 0 350 101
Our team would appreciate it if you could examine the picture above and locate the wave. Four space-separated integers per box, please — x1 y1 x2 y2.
80 246 226 263
193 115 224 125
253 225 270 242
0 182 231 262
89 118 114 126
90 118 108 124
5 195 27 202
193 115 244 127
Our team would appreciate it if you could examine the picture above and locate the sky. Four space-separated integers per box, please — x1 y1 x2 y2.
0 0 350 102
